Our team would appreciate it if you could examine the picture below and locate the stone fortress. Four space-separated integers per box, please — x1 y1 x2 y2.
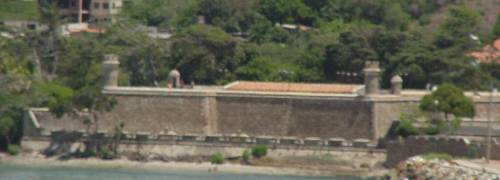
22 54 500 155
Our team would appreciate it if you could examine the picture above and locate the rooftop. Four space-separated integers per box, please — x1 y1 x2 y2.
468 39 500 64
224 81 363 94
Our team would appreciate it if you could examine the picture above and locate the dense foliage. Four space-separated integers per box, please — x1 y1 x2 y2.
420 83 475 120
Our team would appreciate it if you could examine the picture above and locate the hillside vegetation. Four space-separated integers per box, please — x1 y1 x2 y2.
0 0 39 20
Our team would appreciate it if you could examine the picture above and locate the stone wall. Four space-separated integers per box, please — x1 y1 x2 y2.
30 88 375 140
371 100 419 139
99 95 210 134
385 136 500 167
24 87 500 145
216 96 373 139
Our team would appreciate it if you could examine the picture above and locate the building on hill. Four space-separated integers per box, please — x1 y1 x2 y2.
468 39 500 64
43 0 122 23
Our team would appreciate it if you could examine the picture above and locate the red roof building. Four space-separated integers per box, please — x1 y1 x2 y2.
468 39 500 64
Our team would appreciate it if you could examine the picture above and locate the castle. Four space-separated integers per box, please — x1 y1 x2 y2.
23 54 500 148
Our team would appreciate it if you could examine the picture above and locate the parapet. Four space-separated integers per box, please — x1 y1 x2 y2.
364 61 380 69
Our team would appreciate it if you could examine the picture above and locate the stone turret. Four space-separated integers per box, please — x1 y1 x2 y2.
169 69 181 88
363 61 381 95
103 54 120 87
391 75 403 95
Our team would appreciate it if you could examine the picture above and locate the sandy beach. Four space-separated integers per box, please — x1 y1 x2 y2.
0 152 390 178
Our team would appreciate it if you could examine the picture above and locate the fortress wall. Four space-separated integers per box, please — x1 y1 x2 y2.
371 100 419 139
99 95 209 134
216 96 374 139
473 101 500 121
287 98 372 139
26 87 500 143
216 96 292 136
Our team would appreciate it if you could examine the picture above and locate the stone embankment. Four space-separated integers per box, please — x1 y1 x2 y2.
396 156 500 180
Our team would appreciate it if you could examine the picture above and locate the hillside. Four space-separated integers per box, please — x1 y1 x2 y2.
0 0 39 21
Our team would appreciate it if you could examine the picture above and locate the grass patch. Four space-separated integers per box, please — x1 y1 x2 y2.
0 0 39 20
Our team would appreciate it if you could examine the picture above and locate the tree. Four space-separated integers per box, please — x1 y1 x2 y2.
419 84 475 128
121 0 198 29
102 21 171 86
323 31 376 82
36 0 64 79
258 0 315 25
434 5 479 51
198 0 261 33
41 35 117 155
493 14 500 38
170 24 244 84
0 116 13 146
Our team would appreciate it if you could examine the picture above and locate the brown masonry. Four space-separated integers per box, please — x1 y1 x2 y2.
25 87 500 142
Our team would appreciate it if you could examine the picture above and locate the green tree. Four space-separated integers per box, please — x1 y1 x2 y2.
121 0 198 28
248 19 289 44
258 0 315 25
170 24 244 84
199 0 261 33
493 14 500 38
434 5 479 51
37 0 64 79
40 35 117 154
0 115 14 146
102 21 171 86
419 83 475 124
323 31 376 82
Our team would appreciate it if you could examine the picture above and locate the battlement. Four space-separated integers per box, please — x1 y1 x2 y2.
364 61 380 69
104 54 119 62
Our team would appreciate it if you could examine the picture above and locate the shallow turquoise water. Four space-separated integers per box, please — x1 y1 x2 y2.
0 164 364 180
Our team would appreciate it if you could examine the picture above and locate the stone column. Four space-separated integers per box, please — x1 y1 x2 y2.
168 69 181 88
77 0 83 23
103 54 120 87
391 75 403 95
363 61 381 95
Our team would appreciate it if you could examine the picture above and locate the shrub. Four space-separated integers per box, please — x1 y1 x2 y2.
7 144 20 156
211 152 224 164
421 119 443 135
251 145 267 158
242 149 250 164
98 146 115 160
395 119 419 137
421 124 440 135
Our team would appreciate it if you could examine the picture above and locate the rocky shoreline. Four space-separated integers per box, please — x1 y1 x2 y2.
396 156 500 180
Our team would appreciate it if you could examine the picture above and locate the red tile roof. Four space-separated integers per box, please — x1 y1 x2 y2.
468 38 500 64
494 39 500 50
225 81 362 94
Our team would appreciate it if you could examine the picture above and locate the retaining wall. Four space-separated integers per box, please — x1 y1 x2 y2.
385 136 500 167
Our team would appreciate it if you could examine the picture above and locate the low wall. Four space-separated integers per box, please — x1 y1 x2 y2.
21 132 385 159
385 136 500 167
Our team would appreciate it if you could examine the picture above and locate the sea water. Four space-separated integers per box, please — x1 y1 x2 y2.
0 164 365 180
